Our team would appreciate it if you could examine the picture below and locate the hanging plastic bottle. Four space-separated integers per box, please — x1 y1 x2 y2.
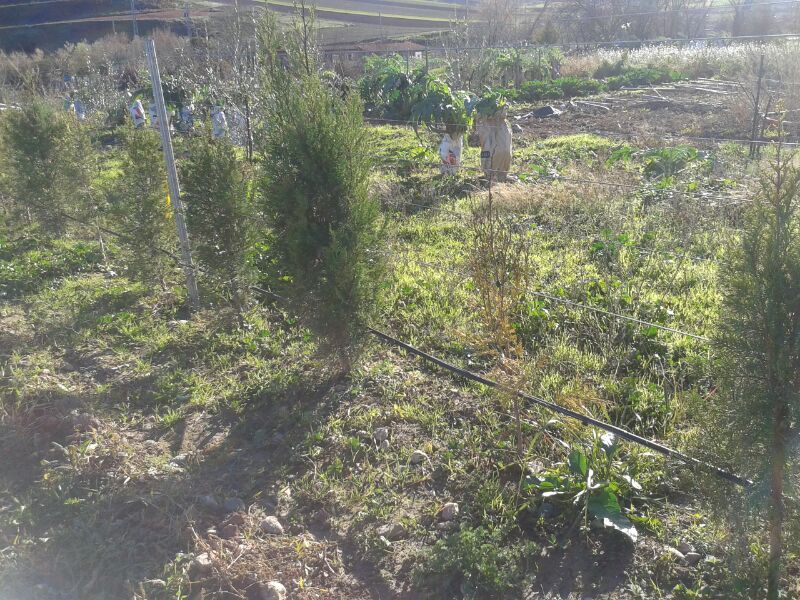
73 98 86 121
211 105 228 139
179 103 194 132
149 103 159 130
439 133 463 176
129 99 146 128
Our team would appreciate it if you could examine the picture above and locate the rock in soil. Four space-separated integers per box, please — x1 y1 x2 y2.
666 547 686 563
197 495 220 511
220 523 239 539
678 541 693 554
258 581 287 600
373 427 389 443
379 439 390 451
685 552 702 566
312 507 330 522
225 513 246 527
190 552 213 576
260 516 284 535
409 450 428 465
376 522 406 541
71 412 100 433
223 497 247 513
440 502 459 522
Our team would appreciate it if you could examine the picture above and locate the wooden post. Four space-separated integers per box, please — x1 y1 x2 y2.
750 52 766 159
145 39 200 311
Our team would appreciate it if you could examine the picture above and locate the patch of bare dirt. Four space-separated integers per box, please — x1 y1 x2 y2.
513 84 756 147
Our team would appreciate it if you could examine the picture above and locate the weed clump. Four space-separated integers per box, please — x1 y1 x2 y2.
415 525 535 599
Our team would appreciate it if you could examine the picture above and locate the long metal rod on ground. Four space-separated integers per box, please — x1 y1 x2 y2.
367 326 752 488
145 38 200 311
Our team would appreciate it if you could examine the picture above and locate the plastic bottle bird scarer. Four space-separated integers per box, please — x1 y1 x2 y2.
129 99 146 128
477 108 512 181
179 103 194 132
149 103 159 130
439 133 462 176
211 105 228 139
73 98 86 121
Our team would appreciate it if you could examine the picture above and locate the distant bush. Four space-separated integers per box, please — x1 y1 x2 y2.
180 134 254 313
107 126 173 285
506 67 684 104
519 79 565 101
593 55 628 79
0 99 94 236
606 67 684 90
558 76 606 98
518 77 605 102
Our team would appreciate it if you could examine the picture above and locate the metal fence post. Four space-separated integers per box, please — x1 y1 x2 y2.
131 0 138 37
144 39 201 311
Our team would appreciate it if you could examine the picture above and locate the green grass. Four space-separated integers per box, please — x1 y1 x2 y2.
0 127 778 599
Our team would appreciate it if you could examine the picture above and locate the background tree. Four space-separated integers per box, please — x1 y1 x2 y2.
180 133 253 314
257 9 383 368
0 99 94 236
705 146 800 600
108 126 173 285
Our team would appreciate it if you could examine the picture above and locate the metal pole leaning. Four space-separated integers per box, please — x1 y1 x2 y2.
145 39 201 311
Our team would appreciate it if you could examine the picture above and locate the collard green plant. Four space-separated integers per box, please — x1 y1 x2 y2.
525 431 641 543
0 99 95 236
410 78 472 136
108 126 173 285
180 133 253 312
359 55 429 120
642 145 704 179
466 89 507 118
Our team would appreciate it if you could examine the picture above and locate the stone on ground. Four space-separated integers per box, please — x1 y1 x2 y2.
260 515 284 535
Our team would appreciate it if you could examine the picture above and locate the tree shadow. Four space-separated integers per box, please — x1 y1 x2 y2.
0 369 393 600
528 530 635 598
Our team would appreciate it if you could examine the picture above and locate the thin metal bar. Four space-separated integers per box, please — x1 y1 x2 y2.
145 39 200 311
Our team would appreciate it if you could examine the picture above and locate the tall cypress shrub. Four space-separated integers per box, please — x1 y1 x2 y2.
180 134 253 312
706 147 800 599
108 126 173 285
0 99 94 236
257 9 383 368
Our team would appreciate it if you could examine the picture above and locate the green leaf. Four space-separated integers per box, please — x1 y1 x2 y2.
588 488 638 543
622 474 643 491
600 432 619 457
568 449 588 476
